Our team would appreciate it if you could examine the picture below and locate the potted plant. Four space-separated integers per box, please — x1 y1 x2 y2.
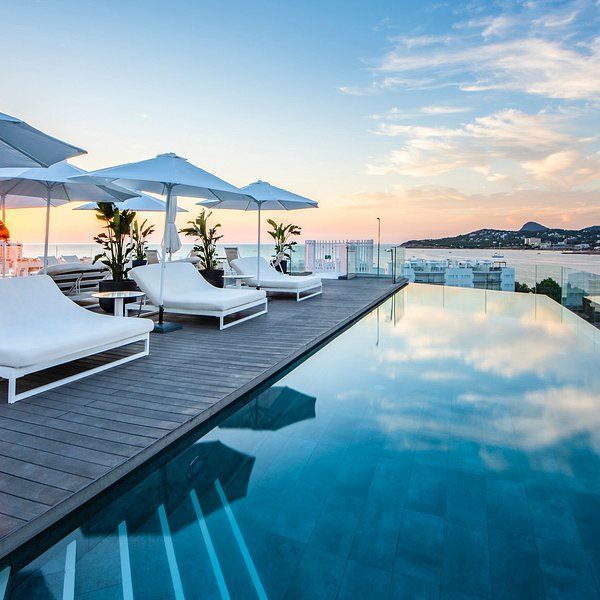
179 209 224 287
131 218 155 267
93 202 137 313
267 219 301 273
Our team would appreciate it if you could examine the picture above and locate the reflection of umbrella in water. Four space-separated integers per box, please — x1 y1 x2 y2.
83 441 255 537
182 440 254 516
9 442 256 600
220 386 317 431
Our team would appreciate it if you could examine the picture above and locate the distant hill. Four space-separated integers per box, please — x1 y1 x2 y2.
519 221 548 232
402 224 600 249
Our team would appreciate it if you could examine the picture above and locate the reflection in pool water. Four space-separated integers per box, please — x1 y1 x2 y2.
6 284 600 599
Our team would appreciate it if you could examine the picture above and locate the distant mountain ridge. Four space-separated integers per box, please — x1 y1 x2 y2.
402 222 600 249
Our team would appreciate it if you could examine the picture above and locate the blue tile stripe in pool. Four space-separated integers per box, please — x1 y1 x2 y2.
158 504 185 600
215 479 268 600
61 541 76 600
0 567 9 600
190 488 231 600
118 521 134 600
3 286 600 599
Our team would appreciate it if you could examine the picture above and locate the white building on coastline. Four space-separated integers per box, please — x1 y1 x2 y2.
401 258 515 291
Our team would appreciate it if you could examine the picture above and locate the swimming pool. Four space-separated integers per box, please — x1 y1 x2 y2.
5 284 600 599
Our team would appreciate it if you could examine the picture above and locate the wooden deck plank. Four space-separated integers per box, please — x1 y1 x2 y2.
0 277 404 561
0 455 91 492
0 428 126 468
0 441 108 480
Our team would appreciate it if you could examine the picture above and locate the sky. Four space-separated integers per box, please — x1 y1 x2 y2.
1 0 599 245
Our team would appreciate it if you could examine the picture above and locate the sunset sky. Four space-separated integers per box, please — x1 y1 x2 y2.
2 0 599 245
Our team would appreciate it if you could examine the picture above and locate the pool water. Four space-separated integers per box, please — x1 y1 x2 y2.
6 285 600 599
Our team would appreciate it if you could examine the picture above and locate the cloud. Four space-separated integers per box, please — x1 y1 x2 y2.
367 108 599 188
349 1 598 103
456 15 516 39
338 75 439 96
523 150 600 189
421 105 471 115
533 10 579 28
338 84 380 97
377 36 600 101
370 105 471 120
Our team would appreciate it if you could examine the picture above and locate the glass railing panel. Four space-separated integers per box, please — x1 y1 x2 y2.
562 267 600 312
346 245 357 279
486 287 533 318
390 246 406 284
533 264 564 305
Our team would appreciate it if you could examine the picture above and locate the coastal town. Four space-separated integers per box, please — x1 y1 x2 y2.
402 222 600 252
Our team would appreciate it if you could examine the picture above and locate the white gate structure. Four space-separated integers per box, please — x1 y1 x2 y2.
305 240 374 278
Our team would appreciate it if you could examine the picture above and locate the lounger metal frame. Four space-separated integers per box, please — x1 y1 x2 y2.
132 297 269 330
0 333 150 404
261 281 323 302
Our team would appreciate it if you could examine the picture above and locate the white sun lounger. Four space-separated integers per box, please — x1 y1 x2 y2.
0 275 153 403
130 262 268 330
230 257 322 301
44 262 109 305
60 255 82 263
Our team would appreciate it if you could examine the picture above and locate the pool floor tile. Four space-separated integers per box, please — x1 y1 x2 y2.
300 444 347 484
389 573 440 599
526 484 581 544
336 560 392 600
561 448 600 495
411 431 450 469
349 500 403 571
445 470 486 527
569 490 600 591
308 492 364 558
447 439 485 473
394 509 444 585
349 424 389 456
332 450 380 499
441 520 491 599
488 530 545 600
254 533 306 600
271 480 331 543
367 456 412 506
77 583 123 600
406 464 448 517
284 548 346 600
537 537 598 599
486 478 532 536
440 588 486 600
8 571 65 600
319 416 361 449
481 445 526 482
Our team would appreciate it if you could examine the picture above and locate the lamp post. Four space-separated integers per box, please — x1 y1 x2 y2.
376 217 381 278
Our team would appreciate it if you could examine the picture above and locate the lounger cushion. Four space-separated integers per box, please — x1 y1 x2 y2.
44 262 107 275
131 262 266 312
231 257 321 290
0 276 153 369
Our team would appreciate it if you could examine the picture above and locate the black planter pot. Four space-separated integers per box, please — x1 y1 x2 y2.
132 258 147 268
199 268 224 288
98 279 138 313
277 260 288 274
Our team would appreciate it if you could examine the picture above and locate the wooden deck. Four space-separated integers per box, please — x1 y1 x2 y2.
0 277 404 561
